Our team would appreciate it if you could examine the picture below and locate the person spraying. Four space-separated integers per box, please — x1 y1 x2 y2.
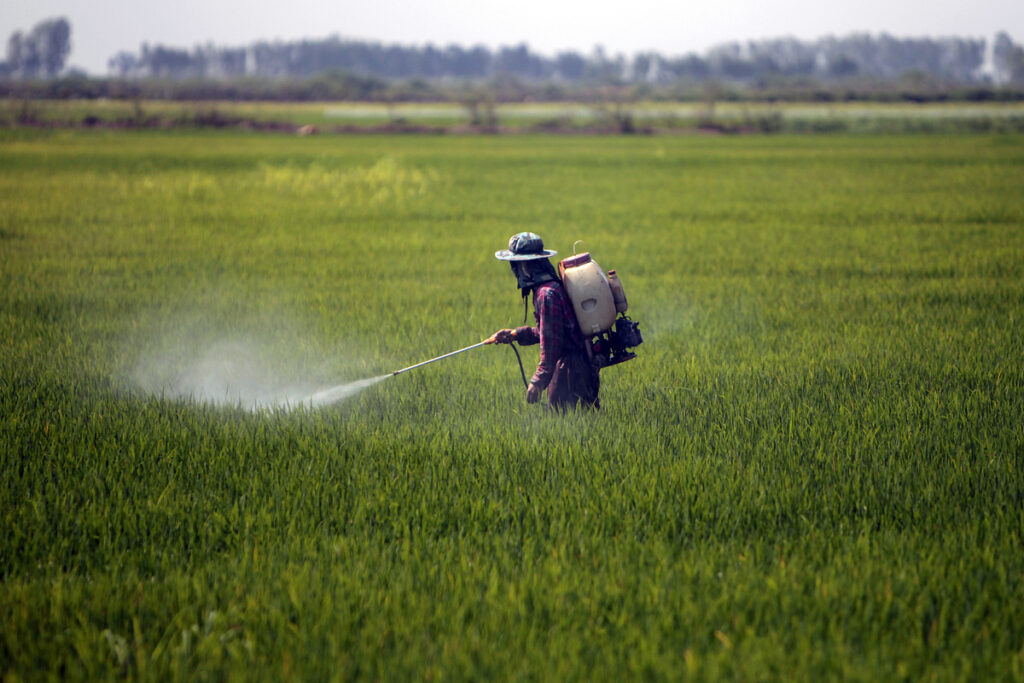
298 232 639 410
487 232 600 410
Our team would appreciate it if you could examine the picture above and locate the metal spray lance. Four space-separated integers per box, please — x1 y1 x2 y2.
390 332 529 387
390 340 490 376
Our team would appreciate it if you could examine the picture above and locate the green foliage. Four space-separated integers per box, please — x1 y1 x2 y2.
5 99 1024 136
1 131 1023 679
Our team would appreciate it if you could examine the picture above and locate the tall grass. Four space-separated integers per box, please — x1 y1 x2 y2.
1 130 1022 679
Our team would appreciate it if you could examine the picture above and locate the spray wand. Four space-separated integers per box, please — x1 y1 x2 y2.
302 334 527 409
390 332 529 388
390 340 488 376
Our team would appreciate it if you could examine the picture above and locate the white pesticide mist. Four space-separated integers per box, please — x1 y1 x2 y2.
304 375 391 409
131 339 386 411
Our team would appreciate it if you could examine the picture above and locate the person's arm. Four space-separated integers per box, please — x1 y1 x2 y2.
513 323 539 345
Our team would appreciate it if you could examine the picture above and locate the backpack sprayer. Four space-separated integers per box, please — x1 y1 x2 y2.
558 247 644 368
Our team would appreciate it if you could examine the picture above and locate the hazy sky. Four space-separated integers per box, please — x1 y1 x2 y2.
4 0 1022 74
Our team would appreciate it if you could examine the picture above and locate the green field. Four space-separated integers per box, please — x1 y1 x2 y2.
6 99 1024 133
2 129 1023 680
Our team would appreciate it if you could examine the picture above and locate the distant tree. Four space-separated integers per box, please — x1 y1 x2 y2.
108 51 140 77
584 45 626 83
138 44 194 78
554 51 586 81
463 45 493 78
494 43 546 79
632 53 669 83
993 33 1014 84
4 17 70 78
828 55 859 79
667 54 710 81
938 38 985 82
6 31 38 78
993 33 1024 85
750 38 816 77
443 44 490 78
705 42 758 81
1009 48 1024 86
38 18 71 76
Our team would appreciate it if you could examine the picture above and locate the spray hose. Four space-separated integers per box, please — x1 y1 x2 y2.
509 343 529 389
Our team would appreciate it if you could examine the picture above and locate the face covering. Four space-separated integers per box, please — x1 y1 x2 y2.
511 259 558 295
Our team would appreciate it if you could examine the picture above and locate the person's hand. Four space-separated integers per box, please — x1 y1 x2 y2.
526 383 541 404
485 329 516 345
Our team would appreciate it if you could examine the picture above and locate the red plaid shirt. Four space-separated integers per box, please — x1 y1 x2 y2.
515 281 589 390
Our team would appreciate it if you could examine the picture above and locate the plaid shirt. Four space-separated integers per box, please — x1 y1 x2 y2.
515 281 588 390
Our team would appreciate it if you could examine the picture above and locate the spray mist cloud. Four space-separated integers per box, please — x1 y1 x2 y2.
131 339 384 411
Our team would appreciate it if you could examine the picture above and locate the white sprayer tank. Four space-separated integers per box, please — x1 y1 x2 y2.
559 253 617 336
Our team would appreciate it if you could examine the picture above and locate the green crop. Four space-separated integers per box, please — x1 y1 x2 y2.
5 99 1024 134
1 129 1022 680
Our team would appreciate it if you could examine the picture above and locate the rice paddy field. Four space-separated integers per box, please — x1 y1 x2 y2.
1 128 1023 680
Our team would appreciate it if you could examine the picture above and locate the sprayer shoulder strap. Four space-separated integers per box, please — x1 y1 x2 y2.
549 281 588 348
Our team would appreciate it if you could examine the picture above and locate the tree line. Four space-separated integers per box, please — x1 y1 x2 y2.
105 33 1024 86
3 17 1024 90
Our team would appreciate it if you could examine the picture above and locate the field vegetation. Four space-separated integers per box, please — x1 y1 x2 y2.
1 129 1023 679
5 98 1024 135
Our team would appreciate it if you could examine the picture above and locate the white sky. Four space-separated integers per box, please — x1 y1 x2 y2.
4 0 1022 74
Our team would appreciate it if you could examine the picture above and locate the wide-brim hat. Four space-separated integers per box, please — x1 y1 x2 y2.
495 231 557 261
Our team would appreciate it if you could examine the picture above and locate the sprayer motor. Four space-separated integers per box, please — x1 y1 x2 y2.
589 316 643 368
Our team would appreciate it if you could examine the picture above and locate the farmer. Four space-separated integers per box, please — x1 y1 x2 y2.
487 232 600 410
